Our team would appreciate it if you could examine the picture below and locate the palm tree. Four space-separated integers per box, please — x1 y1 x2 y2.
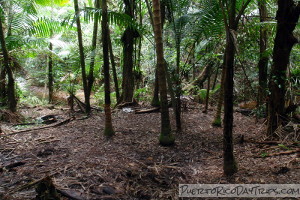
152 0 175 146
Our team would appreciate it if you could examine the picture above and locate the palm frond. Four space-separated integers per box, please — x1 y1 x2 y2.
63 7 139 30
28 17 67 37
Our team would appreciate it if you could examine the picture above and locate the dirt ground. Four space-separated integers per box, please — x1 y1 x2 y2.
0 103 299 200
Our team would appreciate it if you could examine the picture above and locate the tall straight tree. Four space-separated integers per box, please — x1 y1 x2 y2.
101 0 115 137
152 0 175 146
48 41 54 104
220 0 251 176
257 0 269 108
267 0 300 136
73 0 90 113
87 0 100 102
0 10 17 112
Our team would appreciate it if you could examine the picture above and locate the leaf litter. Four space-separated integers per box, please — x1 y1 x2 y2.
0 104 299 200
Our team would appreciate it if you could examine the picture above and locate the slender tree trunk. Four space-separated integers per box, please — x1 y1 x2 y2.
87 0 100 101
0 65 6 104
257 0 269 108
192 43 196 80
102 0 114 137
203 74 211 113
212 65 225 127
74 0 90 114
108 33 120 102
267 0 300 137
0 14 16 112
212 65 219 90
151 68 160 106
48 42 53 104
174 40 181 130
152 0 174 146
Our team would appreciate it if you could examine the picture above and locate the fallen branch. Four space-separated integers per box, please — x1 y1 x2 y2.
259 149 300 158
1 117 75 138
135 107 160 114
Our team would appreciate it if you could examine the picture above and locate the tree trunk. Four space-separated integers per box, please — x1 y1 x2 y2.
223 31 237 175
102 0 114 137
121 0 136 103
0 12 16 112
152 0 174 146
257 0 269 108
203 74 211 113
151 68 160 106
222 0 238 176
221 0 251 176
174 39 181 131
267 0 300 137
211 65 219 90
108 33 120 102
48 42 53 104
212 65 225 127
87 0 100 101
74 0 90 113
0 65 6 104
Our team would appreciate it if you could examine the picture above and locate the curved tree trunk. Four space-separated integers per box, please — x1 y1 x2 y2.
102 0 115 137
0 12 16 112
267 0 300 137
152 0 174 146
74 0 90 114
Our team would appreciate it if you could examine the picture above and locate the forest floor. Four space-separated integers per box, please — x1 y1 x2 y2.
0 101 299 200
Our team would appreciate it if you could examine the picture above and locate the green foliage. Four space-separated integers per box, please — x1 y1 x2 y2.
134 87 151 102
260 152 269 158
197 84 221 102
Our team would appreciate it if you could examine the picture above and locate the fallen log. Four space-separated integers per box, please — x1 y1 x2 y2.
135 107 160 114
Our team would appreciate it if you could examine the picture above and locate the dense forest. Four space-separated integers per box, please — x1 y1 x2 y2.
0 0 299 199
